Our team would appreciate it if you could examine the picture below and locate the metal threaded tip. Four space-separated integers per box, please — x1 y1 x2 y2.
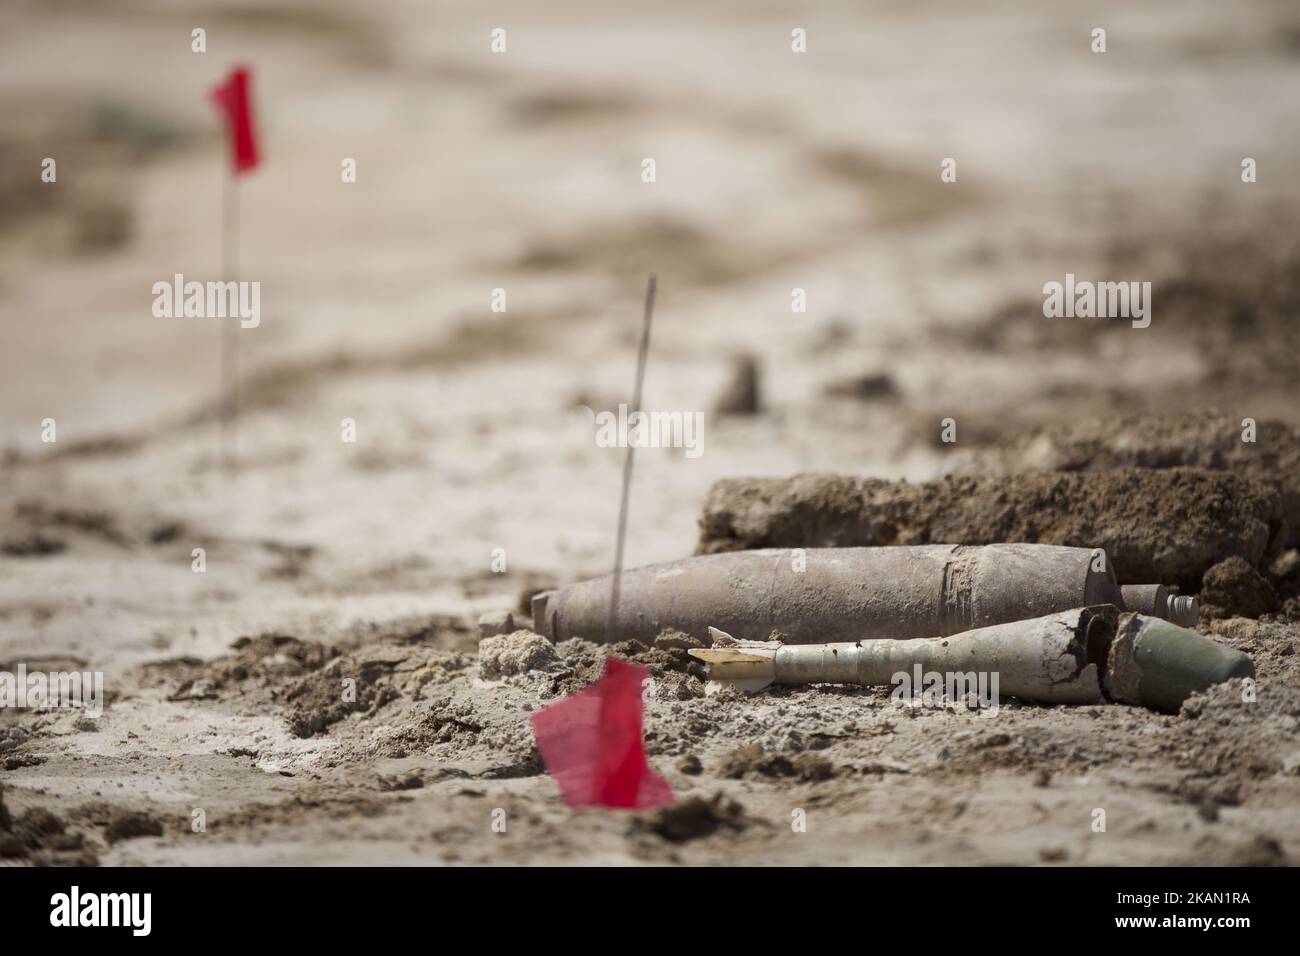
1166 595 1199 626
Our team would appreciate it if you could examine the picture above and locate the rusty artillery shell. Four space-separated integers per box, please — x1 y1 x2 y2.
532 544 1192 645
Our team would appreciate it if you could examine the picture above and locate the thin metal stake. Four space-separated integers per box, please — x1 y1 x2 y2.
220 166 240 475
605 275 657 643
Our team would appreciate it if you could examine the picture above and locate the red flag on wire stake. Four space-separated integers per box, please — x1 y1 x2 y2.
208 66 259 475
530 658 674 810
210 66 260 174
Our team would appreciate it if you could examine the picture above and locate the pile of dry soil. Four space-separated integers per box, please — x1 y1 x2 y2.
698 468 1285 590
967 415 1300 539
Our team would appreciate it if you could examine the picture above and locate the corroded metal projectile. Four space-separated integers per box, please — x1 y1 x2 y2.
532 545 1198 646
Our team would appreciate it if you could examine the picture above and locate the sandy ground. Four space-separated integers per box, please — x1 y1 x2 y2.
2 0 1299 865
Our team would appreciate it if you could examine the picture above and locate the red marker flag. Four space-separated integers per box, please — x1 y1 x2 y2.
531 658 673 810
210 67 260 175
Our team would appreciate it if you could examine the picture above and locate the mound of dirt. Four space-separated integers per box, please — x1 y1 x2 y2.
1201 557 1277 620
698 468 1285 590
478 630 562 679
970 415 1300 544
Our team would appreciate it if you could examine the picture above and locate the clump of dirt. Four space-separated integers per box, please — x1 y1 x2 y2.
285 642 469 738
653 629 706 651
1270 550 1300 599
104 810 163 843
698 468 1285 590
1276 597 1300 624
0 784 97 865
716 743 835 781
633 793 751 843
676 754 703 775
714 354 761 415
656 672 709 701
286 672 398 738
1201 557 1277 619
3 753 44 770
613 640 708 678
0 726 31 755
162 633 334 704
406 694 485 746
478 630 562 679
542 635 708 699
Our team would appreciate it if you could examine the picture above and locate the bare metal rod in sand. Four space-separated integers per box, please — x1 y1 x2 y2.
605 275 657 643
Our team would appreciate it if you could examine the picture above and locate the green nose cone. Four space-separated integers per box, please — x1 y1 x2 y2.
1133 619 1256 713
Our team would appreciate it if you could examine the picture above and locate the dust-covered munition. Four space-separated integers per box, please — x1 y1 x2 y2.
690 607 1254 713
531 544 1198 645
